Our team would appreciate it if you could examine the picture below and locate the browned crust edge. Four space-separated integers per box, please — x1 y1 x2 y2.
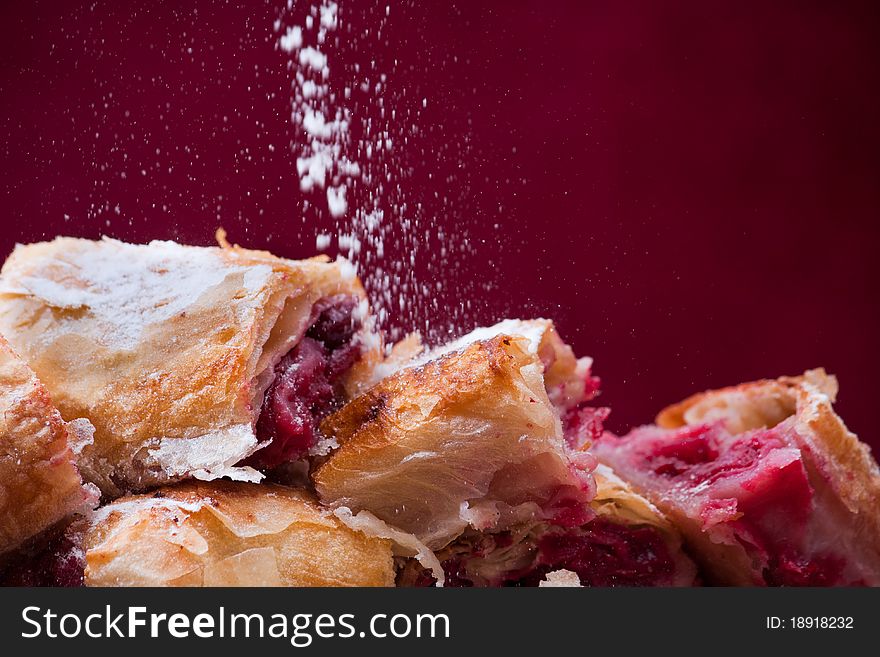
315 333 534 457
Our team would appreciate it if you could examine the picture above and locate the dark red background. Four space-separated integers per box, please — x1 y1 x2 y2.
2 1 878 451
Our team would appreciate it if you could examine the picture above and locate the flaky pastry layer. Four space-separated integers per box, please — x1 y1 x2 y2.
591 464 697 586
0 236 377 496
0 336 94 554
315 324 595 550
84 481 395 587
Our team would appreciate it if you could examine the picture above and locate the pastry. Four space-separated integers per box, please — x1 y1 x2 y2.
0 234 381 496
314 320 600 550
0 335 94 557
2 230 877 588
315 319 696 585
84 481 395 587
594 369 880 585
396 463 698 586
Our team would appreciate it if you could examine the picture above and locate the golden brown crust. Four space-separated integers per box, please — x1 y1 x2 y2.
386 319 593 410
319 333 534 446
0 237 376 496
84 481 396 587
592 464 674 532
314 333 582 549
0 336 92 554
789 376 880 561
656 369 836 432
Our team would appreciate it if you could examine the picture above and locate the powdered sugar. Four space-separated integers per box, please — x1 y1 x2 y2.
298 46 328 72
315 232 332 250
276 1 348 208
275 2 483 341
319 2 339 30
279 26 303 52
326 184 347 217
6 237 272 350
402 319 553 372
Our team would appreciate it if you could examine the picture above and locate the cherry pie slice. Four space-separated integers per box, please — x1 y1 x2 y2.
594 369 880 585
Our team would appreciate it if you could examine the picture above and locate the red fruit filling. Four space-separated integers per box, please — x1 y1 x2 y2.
563 404 610 450
596 422 852 585
766 550 846 587
407 518 678 587
543 486 597 528
520 519 677 587
247 294 362 469
0 528 84 587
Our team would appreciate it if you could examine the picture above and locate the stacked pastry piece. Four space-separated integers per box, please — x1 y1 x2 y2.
595 370 880 585
0 236 877 586
313 321 697 586
0 235 393 586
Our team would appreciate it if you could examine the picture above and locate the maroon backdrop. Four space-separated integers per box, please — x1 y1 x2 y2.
1 1 878 451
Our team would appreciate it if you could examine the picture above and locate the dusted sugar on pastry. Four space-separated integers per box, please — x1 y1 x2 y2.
378 319 600 414
0 335 95 558
594 369 880 586
316 319 696 586
83 481 396 587
0 235 381 496
314 320 601 551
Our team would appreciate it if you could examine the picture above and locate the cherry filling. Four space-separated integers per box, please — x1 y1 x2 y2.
0 528 84 587
598 422 852 585
248 295 362 469
407 519 677 587
765 550 846 587
521 519 677 587
563 403 610 450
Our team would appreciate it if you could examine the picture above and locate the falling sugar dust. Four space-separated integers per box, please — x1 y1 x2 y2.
273 1 496 343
